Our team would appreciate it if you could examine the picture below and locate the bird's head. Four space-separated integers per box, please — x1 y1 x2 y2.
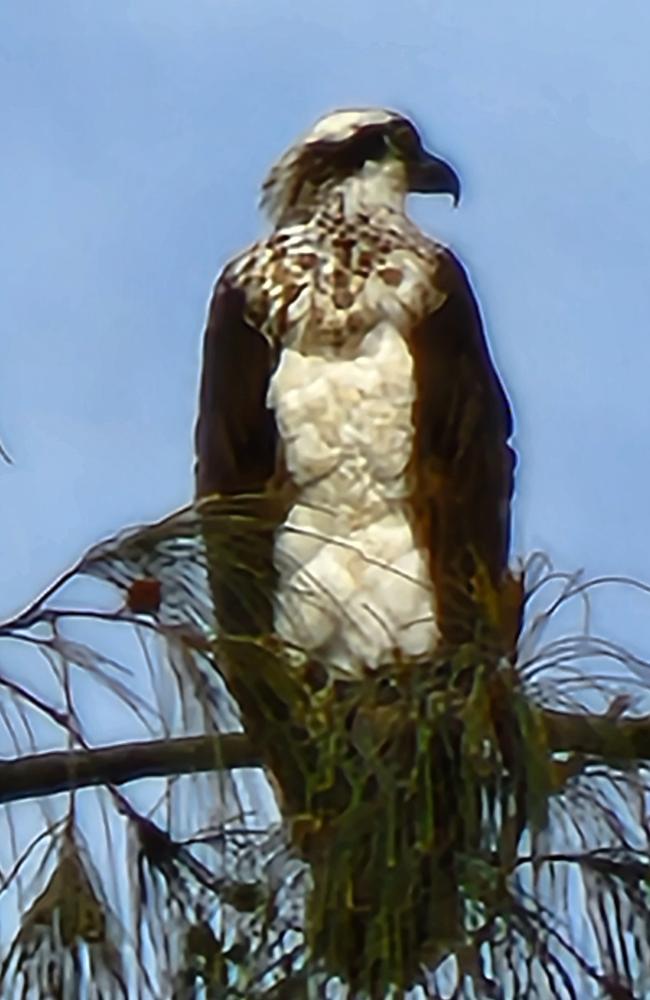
261 108 460 226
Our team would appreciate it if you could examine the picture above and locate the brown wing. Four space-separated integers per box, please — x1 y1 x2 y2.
410 250 519 650
194 274 279 636
194 276 277 498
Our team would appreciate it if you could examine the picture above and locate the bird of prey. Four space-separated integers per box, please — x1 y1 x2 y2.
195 108 517 674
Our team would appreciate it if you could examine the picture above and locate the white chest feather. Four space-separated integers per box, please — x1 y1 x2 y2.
266 322 439 674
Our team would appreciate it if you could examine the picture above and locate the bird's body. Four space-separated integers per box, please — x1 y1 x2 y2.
194 110 521 990
195 109 517 674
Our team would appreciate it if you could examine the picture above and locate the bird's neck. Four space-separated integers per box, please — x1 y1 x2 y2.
320 160 409 220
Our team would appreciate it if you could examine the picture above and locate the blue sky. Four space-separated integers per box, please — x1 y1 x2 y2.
2 0 650 649
0 6 649 993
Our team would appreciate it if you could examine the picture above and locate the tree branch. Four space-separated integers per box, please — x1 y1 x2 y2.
0 705 648 807
542 707 650 760
0 733 261 804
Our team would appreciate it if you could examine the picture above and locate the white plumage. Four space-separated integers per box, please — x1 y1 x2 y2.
267 321 438 672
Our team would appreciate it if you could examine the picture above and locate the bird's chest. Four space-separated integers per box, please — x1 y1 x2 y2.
267 323 416 515
232 224 443 672
234 222 444 356
267 324 438 675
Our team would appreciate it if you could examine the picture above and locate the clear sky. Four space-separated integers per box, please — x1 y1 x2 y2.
1 7 650 994
2 0 650 650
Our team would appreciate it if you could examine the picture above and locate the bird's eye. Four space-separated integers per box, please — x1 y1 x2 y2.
321 127 391 175
348 129 389 166
390 122 420 155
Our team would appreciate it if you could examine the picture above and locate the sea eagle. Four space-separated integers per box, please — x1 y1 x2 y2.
195 108 517 673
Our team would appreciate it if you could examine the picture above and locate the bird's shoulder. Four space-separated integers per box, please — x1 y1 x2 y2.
210 213 457 350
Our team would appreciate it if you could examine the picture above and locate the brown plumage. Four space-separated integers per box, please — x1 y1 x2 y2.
193 109 524 991
194 107 518 663
408 249 517 647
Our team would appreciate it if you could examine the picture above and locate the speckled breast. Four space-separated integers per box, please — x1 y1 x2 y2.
234 213 446 674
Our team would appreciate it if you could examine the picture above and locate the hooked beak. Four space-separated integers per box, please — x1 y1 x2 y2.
407 149 461 205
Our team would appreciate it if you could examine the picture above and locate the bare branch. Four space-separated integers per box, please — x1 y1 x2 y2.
0 734 260 804
0 701 648 808
542 706 650 759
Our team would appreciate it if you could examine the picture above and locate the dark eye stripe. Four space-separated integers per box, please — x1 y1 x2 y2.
342 127 388 167
294 119 424 194
306 126 388 174
390 121 420 154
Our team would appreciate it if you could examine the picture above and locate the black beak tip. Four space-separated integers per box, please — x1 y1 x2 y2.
438 158 461 205
449 175 461 207
409 152 461 205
